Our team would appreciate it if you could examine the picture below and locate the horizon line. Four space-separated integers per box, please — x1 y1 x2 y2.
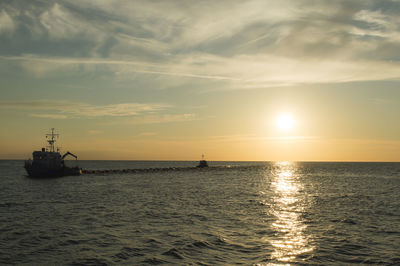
0 159 399 163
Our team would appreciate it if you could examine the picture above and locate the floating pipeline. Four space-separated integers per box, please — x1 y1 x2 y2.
81 165 262 175
82 166 219 175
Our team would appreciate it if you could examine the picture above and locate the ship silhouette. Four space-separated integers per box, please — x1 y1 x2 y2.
197 154 209 168
24 128 81 178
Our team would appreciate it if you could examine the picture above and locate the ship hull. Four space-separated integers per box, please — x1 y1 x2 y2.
25 164 82 178
197 160 209 168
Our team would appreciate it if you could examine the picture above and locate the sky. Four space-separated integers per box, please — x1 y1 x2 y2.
0 0 399 161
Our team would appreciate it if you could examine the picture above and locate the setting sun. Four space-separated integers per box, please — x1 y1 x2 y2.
276 114 295 131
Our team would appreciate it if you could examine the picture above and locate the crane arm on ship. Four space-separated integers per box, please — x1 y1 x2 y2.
62 151 78 160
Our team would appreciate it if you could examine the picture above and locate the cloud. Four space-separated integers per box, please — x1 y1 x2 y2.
0 10 15 34
1 0 400 88
208 134 320 143
29 113 68 119
0 54 243 81
0 100 197 124
103 113 197 125
138 132 157 136
87 130 102 135
0 100 170 118
39 4 84 40
3 52 400 88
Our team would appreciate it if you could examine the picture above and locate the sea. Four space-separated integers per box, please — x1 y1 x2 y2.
1 160 400 265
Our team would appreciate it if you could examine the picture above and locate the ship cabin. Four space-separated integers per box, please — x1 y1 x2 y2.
31 148 63 169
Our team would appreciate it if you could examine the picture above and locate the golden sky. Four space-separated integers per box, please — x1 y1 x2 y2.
0 1 399 161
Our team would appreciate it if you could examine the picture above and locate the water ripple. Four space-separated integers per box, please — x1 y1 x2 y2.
0 161 400 264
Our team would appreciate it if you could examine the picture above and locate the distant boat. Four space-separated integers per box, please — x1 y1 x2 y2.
197 154 208 168
24 128 82 178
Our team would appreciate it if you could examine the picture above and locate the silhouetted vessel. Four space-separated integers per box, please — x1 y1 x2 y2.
24 128 82 178
197 154 209 168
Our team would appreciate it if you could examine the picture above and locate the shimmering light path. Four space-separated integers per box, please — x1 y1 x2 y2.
268 162 314 263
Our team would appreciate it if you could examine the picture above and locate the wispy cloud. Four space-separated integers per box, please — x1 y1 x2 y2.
1 0 400 88
0 100 198 125
40 4 89 40
138 132 157 136
208 134 321 143
0 100 170 118
87 130 102 135
102 113 197 125
0 55 242 81
0 9 15 34
29 113 68 119
3 53 400 87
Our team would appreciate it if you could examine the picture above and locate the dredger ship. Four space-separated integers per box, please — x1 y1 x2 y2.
24 128 81 178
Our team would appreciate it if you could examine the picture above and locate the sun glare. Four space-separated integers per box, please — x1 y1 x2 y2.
276 113 294 131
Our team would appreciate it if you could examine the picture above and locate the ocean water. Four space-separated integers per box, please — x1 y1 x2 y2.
1 160 400 265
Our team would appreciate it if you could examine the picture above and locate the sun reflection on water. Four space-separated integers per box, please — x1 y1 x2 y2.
267 161 314 264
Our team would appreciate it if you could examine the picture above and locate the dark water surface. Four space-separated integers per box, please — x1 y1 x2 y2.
1 160 400 265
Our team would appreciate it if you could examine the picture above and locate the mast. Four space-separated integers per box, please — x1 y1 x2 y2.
46 128 59 152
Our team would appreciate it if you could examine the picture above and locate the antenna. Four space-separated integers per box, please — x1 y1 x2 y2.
46 128 59 152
